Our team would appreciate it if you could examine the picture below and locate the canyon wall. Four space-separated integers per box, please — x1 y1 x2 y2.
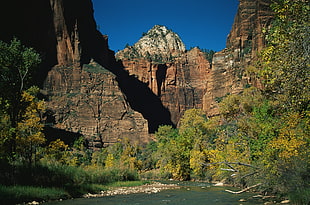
43 62 150 147
119 45 211 124
0 0 115 83
203 0 273 116
117 0 274 121
0 0 274 147
0 0 153 147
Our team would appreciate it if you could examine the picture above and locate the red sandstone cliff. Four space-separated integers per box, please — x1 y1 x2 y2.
43 62 150 147
203 0 273 116
0 0 274 146
119 47 211 124
1 0 153 147
117 0 274 122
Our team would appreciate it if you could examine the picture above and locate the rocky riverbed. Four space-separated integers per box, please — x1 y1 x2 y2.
83 182 180 198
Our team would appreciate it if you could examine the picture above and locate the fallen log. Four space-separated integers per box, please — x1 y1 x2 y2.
225 183 262 194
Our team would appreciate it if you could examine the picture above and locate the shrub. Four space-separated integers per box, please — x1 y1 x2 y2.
0 185 69 204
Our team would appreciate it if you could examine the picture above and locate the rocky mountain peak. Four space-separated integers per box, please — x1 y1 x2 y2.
116 25 185 63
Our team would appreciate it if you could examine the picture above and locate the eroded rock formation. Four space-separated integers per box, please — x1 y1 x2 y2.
116 26 212 124
0 0 274 147
1 0 153 147
43 61 150 147
203 0 273 116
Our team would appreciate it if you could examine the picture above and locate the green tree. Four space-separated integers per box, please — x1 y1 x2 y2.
155 109 213 180
0 38 41 160
253 1 310 202
259 0 310 112
201 48 216 63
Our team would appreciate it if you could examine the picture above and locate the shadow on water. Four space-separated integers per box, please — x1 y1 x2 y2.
44 181 263 205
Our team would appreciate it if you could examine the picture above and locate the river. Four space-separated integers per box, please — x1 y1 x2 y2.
44 181 263 205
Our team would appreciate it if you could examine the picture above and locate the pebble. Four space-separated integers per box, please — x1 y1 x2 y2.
83 182 179 198
28 201 39 205
214 182 224 186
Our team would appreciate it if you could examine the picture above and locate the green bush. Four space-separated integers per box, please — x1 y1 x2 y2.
90 167 139 184
0 185 69 205
289 188 310 205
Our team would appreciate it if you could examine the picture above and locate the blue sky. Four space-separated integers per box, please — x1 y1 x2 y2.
92 0 239 52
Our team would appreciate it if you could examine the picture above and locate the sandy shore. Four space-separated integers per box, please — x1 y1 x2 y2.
83 182 180 198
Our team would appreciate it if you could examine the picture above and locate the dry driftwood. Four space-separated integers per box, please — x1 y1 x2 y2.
225 183 262 194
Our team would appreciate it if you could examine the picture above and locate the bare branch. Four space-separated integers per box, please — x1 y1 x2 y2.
202 161 259 169
220 168 237 172
240 171 259 179
225 183 262 194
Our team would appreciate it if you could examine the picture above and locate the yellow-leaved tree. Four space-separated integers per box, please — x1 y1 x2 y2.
16 86 46 166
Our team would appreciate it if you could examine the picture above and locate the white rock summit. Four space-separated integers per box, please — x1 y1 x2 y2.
116 25 186 62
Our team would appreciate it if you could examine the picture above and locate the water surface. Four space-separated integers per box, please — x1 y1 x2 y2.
44 181 263 205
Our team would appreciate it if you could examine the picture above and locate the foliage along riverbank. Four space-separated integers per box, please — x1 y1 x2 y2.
0 176 150 205
0 1 309 205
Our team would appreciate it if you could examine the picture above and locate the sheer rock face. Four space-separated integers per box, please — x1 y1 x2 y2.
117 26 211 124
227 0 274 57
0 0 150 147
1 0 274 146
42 0 151 147
117 0 273 121
43 62 150 147
203 0 273 116
0 0 115 80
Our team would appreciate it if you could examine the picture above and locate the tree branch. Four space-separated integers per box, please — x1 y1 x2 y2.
240 171 259 179
203 161 259 169
225 183 262 194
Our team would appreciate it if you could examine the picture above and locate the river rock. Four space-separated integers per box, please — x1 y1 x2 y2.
28 201 39 205
214 182 224 186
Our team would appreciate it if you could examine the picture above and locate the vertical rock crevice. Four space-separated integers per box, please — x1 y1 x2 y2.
156 64 168 96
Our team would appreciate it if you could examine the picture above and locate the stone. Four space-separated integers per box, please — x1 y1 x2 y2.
214 182 224 186
28 201 39 205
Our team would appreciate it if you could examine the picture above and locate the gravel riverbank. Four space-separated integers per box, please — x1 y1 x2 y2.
83 182 180 198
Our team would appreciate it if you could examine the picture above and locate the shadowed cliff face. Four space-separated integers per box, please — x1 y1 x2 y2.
0 0 115 84
0 0 274 145
0 0 58 85
115 68 175 133
0 0 175 146
118 47 211 125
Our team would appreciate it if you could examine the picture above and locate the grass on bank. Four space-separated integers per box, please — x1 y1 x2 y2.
0 185 69 205
0 181 150 205
0 161 147 204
